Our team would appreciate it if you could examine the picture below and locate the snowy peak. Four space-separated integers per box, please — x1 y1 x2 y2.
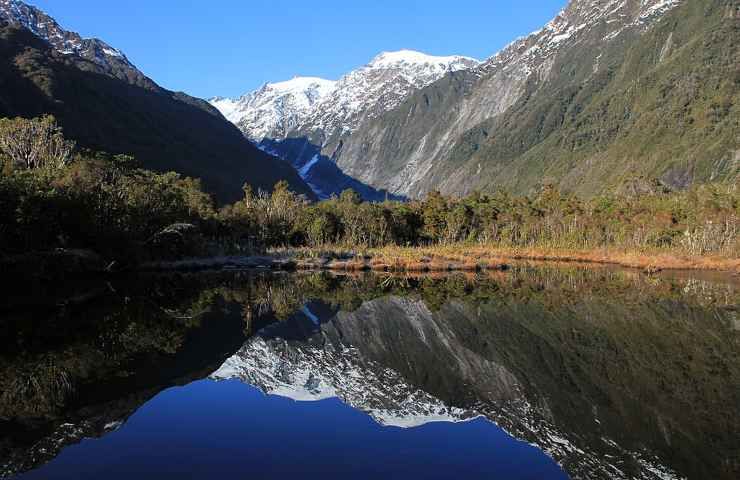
0 0 152 88
479 0 682 76
368 49 479 72
210 76 337 141
265 76 336 96
210 49 480 143
301 51 479 138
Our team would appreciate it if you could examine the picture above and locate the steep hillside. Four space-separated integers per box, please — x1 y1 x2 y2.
333 0 738 197
441 0 740 196
212 50 479 199
0 2 313 204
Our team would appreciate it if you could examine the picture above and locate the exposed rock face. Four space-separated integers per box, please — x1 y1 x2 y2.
327 0 692 198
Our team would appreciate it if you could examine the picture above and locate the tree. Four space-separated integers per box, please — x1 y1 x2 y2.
0 116 75 171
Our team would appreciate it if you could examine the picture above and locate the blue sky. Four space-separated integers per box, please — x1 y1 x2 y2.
30 0 566 99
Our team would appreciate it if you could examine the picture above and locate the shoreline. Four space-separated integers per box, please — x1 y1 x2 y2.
4 246 738 281
280 245 740 275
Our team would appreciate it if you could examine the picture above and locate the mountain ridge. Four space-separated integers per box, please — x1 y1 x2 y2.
213 0 737 200
0 0 315 203
210 50 480 198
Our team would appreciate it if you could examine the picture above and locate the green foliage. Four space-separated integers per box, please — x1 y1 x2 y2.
443 0 739 197
216 183 738 257
0 24 313 204
1 118 736 262
0 130 216 260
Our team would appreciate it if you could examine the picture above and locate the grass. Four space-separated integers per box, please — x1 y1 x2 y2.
274 244 740 274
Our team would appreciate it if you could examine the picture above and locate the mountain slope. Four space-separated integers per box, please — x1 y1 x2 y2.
211 77 337 142
212 50 479 199
0 0 153 89
217 0 736 199
328 0 738 197
0 1 314 204
438 0 740 196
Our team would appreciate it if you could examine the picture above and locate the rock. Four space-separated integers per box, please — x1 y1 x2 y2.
145 223 206 261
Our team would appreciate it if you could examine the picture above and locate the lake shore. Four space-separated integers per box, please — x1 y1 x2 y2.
280 245 740 274
5 245 737 283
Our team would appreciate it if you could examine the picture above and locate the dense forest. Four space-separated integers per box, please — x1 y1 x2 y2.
1 116 737 268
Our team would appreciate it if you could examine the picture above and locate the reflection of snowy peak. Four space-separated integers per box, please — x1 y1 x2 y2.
213 295 685 479
212 336 477 428
210 77 337 142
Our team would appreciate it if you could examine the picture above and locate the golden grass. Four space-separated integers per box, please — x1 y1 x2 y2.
280 244 740 274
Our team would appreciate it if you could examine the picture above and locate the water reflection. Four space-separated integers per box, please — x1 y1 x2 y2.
1 267 738 479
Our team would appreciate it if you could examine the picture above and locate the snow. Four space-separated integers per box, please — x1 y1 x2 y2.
209 77 337 140
269 76 336 96
639 0 681 20
0 0 135 70
369 50 479 70
102 47 123 58
211 333 477 429
210 50 480 145
298 154 320 178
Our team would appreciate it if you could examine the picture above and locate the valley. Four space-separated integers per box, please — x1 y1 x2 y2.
0 1 738 478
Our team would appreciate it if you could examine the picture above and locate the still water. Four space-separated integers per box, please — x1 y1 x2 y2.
1 267 738 479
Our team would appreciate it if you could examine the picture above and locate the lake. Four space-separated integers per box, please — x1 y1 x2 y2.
1 266 738 479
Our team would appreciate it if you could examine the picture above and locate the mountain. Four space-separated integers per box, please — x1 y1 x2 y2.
216 0 738 199
211 77 337 142
211 50 479 199
0 0 153 88
366 0 739 198
0 0 314 203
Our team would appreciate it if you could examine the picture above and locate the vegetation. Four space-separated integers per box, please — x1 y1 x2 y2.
0 116 217 261
0 23 312 204
1 116 737 272
446 0 740 196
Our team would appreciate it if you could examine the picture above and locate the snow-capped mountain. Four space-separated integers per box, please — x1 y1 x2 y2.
303 50 480 140
211 50 479 144
211 0 694 200
211 77 337 142
315 0 691 199
0 0 153 88
210 50 479 199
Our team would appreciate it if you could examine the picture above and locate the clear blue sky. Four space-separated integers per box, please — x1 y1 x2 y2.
30 0 566 99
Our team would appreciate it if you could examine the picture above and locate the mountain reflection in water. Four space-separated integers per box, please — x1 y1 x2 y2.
1 267 738 479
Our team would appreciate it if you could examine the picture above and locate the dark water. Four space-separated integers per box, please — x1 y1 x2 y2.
1 267 738 479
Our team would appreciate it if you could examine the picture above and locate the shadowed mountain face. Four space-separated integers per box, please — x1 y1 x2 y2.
2 269 738 479
0 19 314 204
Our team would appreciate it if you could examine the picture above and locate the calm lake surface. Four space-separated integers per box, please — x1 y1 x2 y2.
1 266 738 479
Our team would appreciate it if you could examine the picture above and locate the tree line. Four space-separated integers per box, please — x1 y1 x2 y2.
1 116 737 263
